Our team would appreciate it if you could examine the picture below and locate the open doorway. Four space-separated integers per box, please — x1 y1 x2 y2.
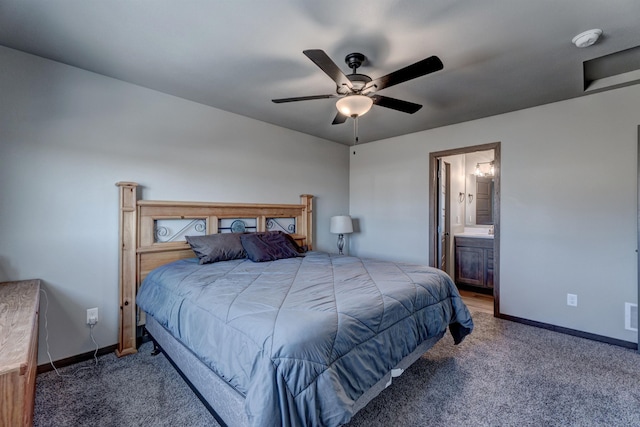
429 142 501 316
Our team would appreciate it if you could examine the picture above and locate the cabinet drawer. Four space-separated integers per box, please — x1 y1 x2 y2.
455 236 493 249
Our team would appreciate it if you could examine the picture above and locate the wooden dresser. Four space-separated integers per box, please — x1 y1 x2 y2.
0 279 40 427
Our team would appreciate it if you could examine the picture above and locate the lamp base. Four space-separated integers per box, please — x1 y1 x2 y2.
337 234 345 255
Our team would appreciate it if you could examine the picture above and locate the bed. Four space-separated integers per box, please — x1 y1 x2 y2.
115 182 473 427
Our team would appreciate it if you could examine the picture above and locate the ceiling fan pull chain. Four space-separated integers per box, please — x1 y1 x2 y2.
354 116 359 144
352 116 360 155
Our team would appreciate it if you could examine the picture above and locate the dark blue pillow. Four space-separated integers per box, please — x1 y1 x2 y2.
240 231 304 262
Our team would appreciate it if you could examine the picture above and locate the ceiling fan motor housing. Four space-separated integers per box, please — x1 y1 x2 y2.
337 53 372 94
339 73 372 94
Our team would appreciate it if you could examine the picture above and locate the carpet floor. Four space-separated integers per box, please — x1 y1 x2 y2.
34 312 640 426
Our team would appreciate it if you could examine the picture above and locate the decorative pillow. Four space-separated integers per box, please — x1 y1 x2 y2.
240 231 305 262
284 233 307 254
185 233 246 264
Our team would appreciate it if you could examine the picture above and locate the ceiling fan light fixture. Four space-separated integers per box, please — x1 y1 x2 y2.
336 95 373 117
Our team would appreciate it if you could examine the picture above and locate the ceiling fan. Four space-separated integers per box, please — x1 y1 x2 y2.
272 49 443 125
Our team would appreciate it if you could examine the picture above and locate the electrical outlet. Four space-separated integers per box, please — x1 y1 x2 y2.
87 307 98 325
567 294 578 307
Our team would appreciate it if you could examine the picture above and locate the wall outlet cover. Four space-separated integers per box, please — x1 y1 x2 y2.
87 307 99 325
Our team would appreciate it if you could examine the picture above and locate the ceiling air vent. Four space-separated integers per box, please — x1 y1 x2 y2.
583 45 640 92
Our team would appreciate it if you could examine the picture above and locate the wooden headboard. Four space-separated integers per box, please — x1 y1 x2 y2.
115 182 314 357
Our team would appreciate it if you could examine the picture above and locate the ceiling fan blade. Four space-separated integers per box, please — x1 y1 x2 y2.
331 112 348 125
371 95 423 114
365 56 443 92
303 49 353 89
272 94 337 103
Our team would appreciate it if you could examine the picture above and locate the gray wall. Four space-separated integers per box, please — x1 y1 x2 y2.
3 41 638 364
350 84 640 344
0 46 350 364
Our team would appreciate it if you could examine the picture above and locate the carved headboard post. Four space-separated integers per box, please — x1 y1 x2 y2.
115 182 139 357
300 194 313 250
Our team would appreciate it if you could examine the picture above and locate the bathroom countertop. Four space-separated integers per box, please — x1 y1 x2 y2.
454 233 494 239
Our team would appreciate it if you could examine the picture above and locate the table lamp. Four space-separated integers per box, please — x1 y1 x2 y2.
330 215 353 255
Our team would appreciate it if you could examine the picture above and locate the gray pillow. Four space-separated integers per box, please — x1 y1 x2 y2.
240 231 304 262
185 233 246 264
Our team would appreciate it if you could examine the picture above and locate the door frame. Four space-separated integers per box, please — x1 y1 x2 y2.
438 160 452 273
636 125 640 352
428 142 501 316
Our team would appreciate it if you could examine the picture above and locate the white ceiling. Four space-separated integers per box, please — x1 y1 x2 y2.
2 1 640 145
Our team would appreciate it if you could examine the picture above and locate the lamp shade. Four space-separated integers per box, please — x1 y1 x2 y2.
330 215 353 234
335 95 373 117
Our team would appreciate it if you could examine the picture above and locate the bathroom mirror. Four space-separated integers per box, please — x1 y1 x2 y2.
475 176 494 225
464 150 495 226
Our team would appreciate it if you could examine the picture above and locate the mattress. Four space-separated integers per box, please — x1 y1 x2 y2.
136 251 473 426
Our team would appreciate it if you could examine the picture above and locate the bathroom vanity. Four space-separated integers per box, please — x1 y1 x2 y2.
454 234 494 291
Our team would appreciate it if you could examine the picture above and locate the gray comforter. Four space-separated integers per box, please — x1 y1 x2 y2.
136 251 473 427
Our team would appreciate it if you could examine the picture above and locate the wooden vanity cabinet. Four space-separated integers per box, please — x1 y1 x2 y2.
455 237 494 290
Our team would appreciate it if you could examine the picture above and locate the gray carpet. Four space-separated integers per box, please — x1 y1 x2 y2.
34 312 640 426
34 340 217 427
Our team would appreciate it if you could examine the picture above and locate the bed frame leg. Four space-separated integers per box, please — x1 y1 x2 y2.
151 340 162 356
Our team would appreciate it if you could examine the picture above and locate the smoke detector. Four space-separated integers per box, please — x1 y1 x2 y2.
572 29 602 48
